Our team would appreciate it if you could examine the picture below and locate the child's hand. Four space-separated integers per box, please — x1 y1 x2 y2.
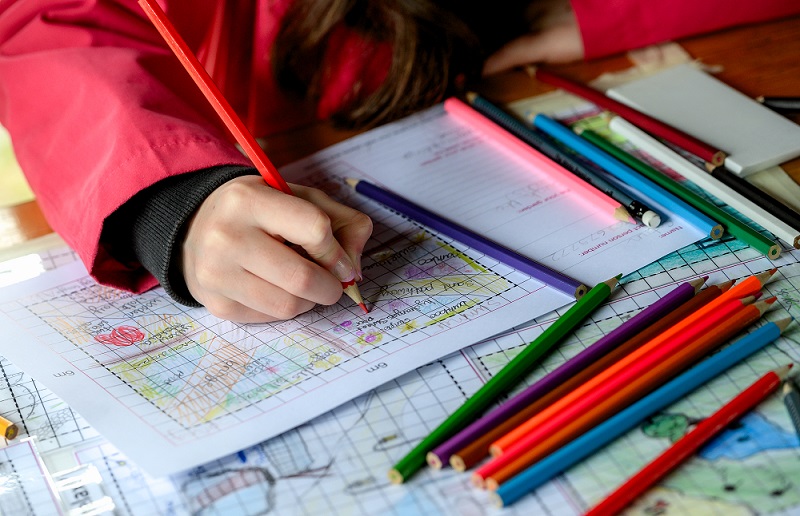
482 0 584 75
181 176 373 323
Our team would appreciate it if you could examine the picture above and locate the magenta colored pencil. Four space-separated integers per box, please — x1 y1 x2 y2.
428 276 706 467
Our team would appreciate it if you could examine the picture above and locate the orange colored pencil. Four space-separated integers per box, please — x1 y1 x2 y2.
481 299 773 489
585 364 792 516
489 271 773 457
137 0 368 313
476 296 766 486
449 280 731 472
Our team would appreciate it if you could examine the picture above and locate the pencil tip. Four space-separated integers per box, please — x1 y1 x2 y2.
717 279 735 292
774 317 793 332
344 177 359 188
358 302 369 314
466 91 477 103
776 363 794 380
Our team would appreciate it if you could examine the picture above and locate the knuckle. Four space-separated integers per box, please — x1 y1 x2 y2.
287 262 317 292
306 208 333 243
273 296 311 320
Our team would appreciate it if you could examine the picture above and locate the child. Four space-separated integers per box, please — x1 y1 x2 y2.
0 0 796 322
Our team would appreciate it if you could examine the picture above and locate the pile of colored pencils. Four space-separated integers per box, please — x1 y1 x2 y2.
389 269 791 513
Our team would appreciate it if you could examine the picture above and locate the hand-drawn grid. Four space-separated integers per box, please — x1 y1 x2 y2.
54 253 800 516
0 179 538 447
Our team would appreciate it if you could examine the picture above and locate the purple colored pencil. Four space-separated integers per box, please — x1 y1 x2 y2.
345 178 588 299
428 276 706 467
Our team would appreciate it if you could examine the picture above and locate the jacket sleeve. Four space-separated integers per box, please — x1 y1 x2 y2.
0 0 252 293
572 0 800 60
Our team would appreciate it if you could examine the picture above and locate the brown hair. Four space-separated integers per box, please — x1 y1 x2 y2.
273 0 527 129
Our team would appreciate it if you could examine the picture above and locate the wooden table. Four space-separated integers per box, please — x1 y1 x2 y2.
1 15 798 253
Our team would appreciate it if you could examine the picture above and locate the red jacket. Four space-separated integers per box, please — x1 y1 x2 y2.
1 0 797 293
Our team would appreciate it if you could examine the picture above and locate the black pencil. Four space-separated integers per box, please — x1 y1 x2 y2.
465 92 661 228
756 96 800 114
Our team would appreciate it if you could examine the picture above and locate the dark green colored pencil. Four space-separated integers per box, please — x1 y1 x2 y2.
578 129 781 259
387 274 620 484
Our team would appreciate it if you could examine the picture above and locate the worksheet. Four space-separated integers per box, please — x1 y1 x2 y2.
2 239 798 516
0 105 704 477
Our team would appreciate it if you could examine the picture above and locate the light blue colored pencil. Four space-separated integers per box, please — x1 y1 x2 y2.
493 317 791 507
533 114 723 241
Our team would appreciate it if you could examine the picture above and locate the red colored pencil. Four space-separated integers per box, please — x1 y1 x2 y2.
532 67 727 169
585 364 793 516
138 0 291 194
137 0 368 313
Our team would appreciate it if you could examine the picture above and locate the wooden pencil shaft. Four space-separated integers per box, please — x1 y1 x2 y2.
710 166 800 233
580 128 780 259
138 0 291 194
350 179 586 298
534 68 726 166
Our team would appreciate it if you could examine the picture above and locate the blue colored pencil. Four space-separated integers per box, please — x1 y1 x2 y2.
533 114 724 241
493 317 790 507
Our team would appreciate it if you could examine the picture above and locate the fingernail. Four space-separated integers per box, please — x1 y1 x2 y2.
333 258 356 283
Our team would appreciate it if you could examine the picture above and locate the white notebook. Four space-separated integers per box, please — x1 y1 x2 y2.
607 63 800 176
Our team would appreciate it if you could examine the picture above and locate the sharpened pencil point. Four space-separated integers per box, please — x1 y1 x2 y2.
358 302 369 314
774 317 793 332
776 363 794 380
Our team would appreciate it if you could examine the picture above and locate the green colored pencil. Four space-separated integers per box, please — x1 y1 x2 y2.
387 275 620 484
578 128 780 259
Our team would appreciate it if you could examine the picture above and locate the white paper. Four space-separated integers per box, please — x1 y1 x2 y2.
0 105 703 476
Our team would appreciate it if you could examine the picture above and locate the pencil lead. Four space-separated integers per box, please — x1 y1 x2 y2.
426 452 443 470
764 296 778 305
358 302 369 314
466 91 478 103
753 298 775 314
740 295 757 305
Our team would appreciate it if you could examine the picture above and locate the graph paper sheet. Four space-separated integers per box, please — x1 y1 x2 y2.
1 224 799 514
0 105 702 477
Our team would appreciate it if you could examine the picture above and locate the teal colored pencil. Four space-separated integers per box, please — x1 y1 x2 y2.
388 275 621 484
533 114 724 241
493 317 791 507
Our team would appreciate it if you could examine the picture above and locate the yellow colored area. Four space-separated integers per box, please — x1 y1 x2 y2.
0 124 35 208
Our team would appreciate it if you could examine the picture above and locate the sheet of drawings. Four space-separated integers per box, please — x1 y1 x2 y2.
2 240 798 515
1 101 798 514
0 105 704 478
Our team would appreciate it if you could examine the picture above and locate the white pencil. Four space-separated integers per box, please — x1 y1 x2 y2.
609 116 800 249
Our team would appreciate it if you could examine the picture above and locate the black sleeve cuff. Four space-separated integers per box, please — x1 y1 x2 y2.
102 165 260 306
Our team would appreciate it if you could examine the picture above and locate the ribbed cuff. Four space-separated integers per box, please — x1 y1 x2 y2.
102 165 259 306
